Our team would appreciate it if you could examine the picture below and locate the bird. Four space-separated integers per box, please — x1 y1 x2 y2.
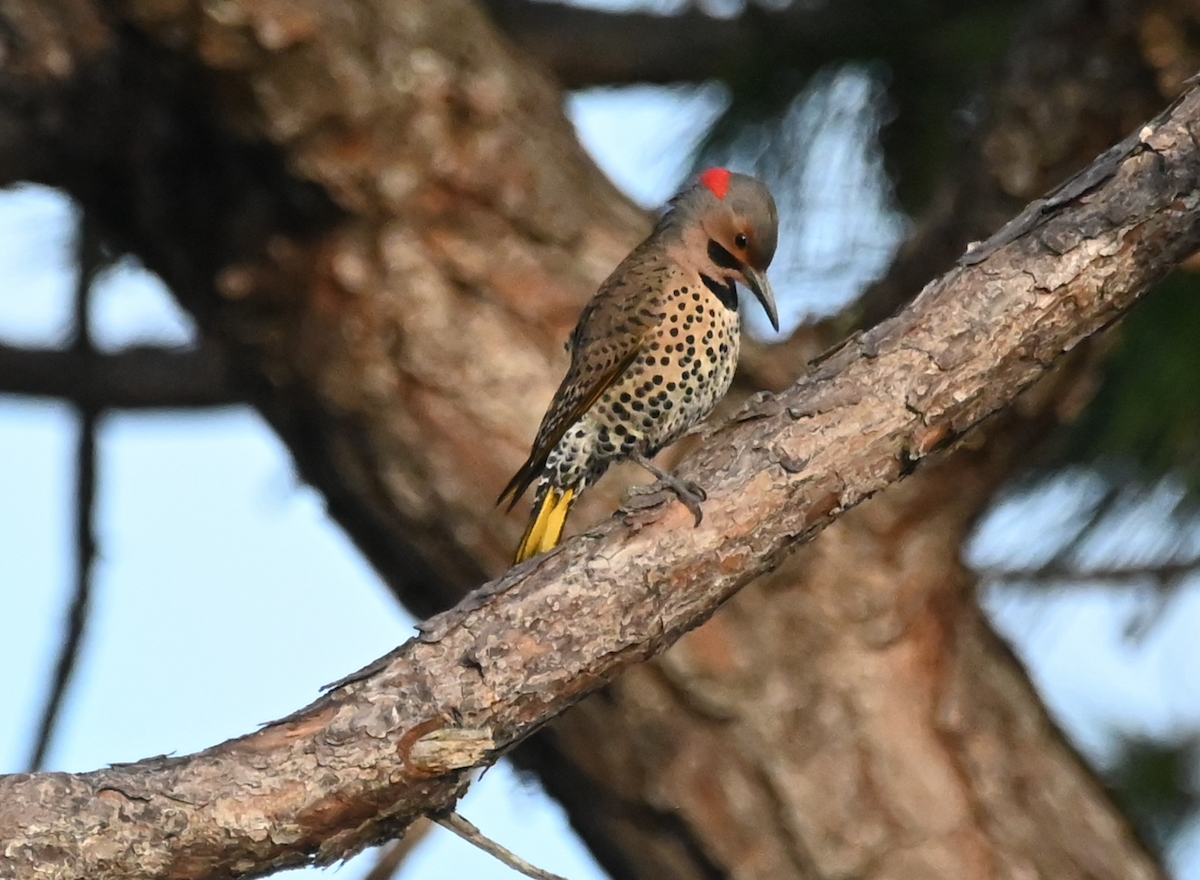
498 168 779 564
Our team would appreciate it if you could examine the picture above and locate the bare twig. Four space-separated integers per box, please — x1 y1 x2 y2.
979 554 1200 590
358 818 433 880
435 813 571 880
25 214 104 771
976 482 1200 592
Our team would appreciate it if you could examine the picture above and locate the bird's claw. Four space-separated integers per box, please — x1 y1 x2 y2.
674 482 705 526
679 479 707 503
628 476 706 525
629 453 706 526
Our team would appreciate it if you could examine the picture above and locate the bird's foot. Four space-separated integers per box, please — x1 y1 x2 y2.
661 475 706 525
630 454 707 526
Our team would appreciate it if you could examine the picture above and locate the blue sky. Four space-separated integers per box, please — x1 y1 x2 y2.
3 80 1200 880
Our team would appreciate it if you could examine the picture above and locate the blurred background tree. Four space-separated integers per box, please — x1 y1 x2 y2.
3 0 1200 878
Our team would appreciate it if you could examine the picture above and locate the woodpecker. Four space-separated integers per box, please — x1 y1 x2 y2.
499 169 779 563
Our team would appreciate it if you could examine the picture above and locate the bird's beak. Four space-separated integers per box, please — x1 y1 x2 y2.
744 266 779 332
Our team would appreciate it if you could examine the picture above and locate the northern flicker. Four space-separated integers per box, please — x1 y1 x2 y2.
499 168 779 563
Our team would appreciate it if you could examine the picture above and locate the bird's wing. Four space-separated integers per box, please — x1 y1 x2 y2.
498 257 662 508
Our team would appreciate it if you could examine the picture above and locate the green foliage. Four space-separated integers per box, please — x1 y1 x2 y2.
1049 272 1200 498
694 1 1023 215
879 2 1022 213
1105 734 1200 851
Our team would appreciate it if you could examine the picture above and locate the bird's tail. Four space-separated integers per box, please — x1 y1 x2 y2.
514 485 576 564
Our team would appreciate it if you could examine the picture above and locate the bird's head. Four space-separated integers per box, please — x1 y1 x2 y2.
673 168 780 331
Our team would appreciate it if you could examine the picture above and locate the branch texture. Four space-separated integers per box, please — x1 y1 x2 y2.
3 82 1198 880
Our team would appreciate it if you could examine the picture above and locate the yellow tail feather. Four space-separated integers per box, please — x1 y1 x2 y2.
515 487 576 563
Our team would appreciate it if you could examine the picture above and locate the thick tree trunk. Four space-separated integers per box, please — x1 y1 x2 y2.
0 0 1185 879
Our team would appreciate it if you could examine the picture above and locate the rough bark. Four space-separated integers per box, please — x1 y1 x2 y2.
4 85 1199 876
0 1 1190 880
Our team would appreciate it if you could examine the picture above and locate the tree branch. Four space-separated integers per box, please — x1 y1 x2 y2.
480 0 990 89
0 342 237 409
4 82 1198 880
980 555 1200 590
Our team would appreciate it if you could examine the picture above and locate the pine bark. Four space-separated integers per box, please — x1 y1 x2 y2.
0 1 1191 879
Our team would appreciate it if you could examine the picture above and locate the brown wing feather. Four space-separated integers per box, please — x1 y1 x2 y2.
497 344 641 509
498 245 666 509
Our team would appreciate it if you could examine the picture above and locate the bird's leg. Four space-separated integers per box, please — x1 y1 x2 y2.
628 452 707 525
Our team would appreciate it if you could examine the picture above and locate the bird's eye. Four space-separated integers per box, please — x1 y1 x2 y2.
734 233 748 249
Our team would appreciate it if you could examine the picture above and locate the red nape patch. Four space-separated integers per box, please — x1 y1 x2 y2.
699 168 732 200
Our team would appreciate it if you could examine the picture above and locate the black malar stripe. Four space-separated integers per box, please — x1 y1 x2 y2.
700 273 739 312
707 239 743 271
